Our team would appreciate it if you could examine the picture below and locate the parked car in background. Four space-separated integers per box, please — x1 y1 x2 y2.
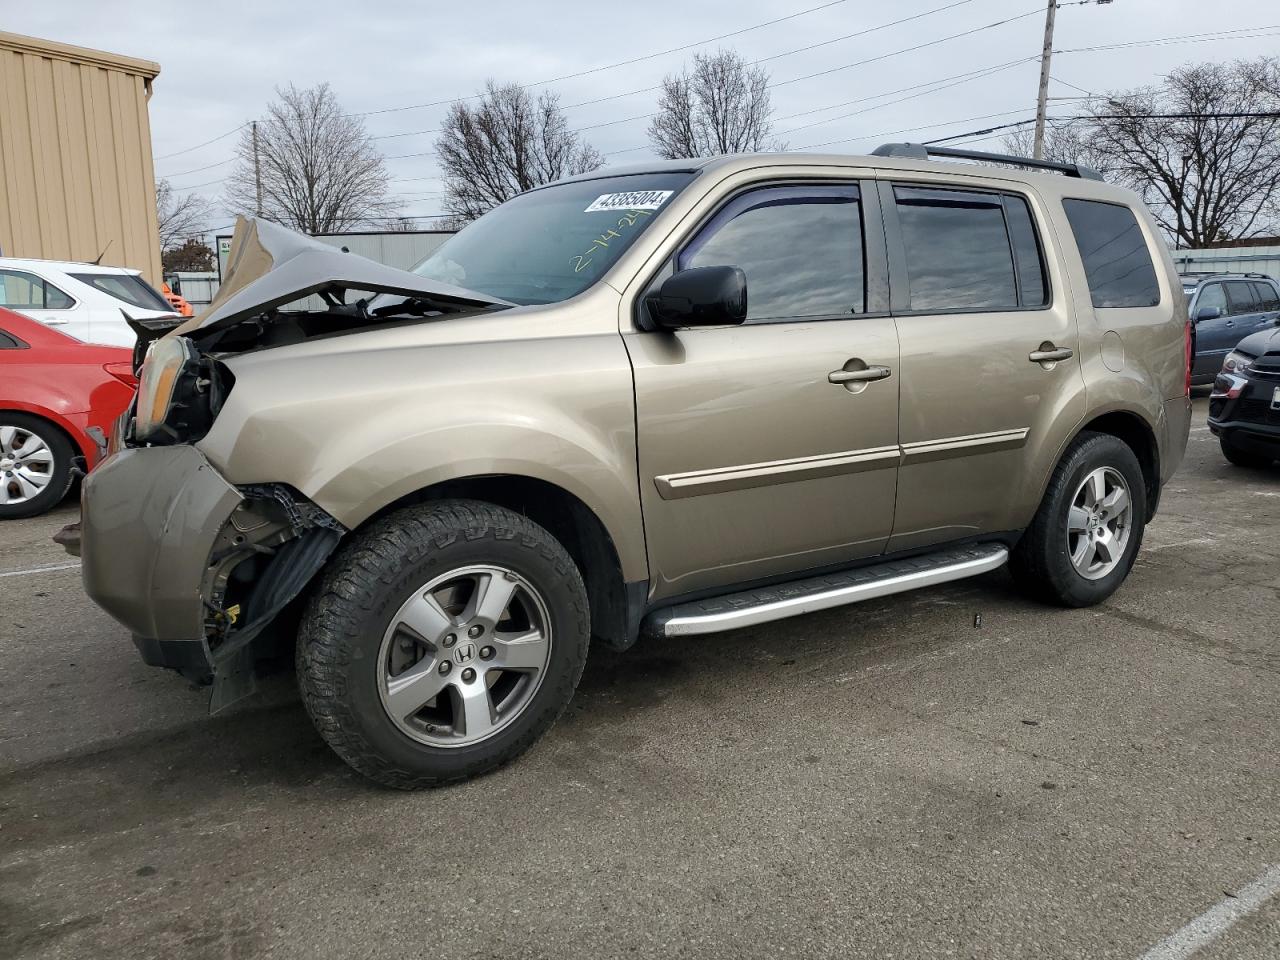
1208 323 1280 468
0 257 176 347
78 145 1191 788
1183 272 1280 385
0 308 136 519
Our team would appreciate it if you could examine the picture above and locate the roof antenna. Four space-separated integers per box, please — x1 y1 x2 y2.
91 239 114 265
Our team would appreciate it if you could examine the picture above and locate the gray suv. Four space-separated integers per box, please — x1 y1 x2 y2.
1183 272 1280 384
76 144 1192 787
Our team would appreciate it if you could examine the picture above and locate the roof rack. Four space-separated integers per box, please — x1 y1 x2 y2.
871 142 1105 182
1178 270 1273 280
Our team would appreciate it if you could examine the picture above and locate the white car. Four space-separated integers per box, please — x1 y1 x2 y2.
0 257 176 346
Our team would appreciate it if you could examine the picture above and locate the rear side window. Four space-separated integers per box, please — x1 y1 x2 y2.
1226 281 1260 315
680 184 865 321
1062 199 1160 308
893 186 1047 312
0 269 75 310
0 328 24 349
69 272 170 311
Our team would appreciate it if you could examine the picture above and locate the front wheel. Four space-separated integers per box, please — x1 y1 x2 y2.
1010 432 1147 607
297 500 590 789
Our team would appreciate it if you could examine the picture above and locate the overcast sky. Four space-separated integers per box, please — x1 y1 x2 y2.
8 0 1279 234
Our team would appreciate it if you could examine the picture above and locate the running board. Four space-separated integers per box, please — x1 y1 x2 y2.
645 543 1009 638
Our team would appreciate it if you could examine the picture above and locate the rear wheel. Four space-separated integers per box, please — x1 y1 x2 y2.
1010 432 1147 607
297 499 589 789
1220 437 1272 469
0 414 75 520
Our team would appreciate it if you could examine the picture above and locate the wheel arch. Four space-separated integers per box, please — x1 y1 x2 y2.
1061 406 1161 522
354 473 645 652
0 403 93 462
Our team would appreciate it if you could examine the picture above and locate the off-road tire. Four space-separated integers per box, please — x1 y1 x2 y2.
1010 432 1147 607
0 413 76 520
297 499 590 789
1220 437 1272 469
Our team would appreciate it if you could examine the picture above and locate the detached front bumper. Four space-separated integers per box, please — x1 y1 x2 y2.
82 446 243 681
82 445 345 702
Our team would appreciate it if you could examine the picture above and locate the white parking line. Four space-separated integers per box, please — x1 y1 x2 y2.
1138 864 1280 960
0 561 80 578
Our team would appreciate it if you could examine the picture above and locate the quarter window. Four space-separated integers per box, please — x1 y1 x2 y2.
893 186 1019 312
1254 281 1280 312
679 185 865 322
0 270 75 310
1062 199 1160 308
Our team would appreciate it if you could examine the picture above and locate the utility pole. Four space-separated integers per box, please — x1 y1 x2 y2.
252 120 263 217
1032 0 1057 160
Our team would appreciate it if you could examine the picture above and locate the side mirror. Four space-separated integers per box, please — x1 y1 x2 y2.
645 266 747 329
1195 306 1222 322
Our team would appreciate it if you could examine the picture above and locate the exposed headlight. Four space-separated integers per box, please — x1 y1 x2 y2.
132 336 215 444
1223 350 1255 375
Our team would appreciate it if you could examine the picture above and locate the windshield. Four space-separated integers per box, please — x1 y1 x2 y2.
410 172 695 305
71 272 171 311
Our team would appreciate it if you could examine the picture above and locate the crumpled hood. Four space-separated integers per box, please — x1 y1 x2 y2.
174 217 509 337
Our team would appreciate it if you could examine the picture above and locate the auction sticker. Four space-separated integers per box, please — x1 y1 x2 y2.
585 190 673 213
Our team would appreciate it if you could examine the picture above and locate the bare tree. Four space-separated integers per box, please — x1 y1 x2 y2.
435 81 603 222
155 178 213 251
225 83 395 233
1002 59 1280 246
161 238 215 273
648 49 783 159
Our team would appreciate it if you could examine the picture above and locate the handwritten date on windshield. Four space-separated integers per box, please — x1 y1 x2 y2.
570 209 651 274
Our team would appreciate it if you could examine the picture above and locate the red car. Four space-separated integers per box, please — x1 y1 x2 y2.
0 307 136 519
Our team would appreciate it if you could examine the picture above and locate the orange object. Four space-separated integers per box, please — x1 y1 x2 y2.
161 281 194 317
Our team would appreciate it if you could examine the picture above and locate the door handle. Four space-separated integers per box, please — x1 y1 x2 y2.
829 365 892 384
1028 346 1073 363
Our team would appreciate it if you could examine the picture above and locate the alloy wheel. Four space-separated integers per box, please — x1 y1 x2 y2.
376 564 553 747
1066 466 1133 581
0 424 55 506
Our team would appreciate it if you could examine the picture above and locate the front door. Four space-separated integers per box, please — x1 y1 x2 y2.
1191 281 1233 380
883 181 1087 552
625 182 900 600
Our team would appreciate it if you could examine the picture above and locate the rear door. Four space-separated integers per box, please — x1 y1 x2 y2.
627 181 901 599
882 180 1086 552
0 269 86 340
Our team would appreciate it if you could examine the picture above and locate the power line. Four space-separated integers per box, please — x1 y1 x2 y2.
154 123 246 162
1057 24 1280 55
351 0 860 119
162 156 236 181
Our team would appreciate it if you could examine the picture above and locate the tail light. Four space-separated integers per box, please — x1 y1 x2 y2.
104 360 138 388
1184 320 1193 396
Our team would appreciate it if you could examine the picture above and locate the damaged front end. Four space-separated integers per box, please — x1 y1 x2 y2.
78 216 512 711
198 484 344 712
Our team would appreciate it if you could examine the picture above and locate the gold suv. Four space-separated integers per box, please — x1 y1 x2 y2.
79 144 1192 787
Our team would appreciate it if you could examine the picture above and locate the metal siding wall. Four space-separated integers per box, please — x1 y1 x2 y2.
1172 246 1280 281
0 35 161 284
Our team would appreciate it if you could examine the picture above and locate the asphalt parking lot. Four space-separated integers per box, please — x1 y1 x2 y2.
2 393 1278 960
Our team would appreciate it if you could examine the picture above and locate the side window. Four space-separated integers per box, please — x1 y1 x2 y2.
679 185 865 322
0 328 24 349
0 270 74 310
1250 281 1279 312
1061 199 1160 308
1003 195 1049 308
1225 281 1259 316
1196 283 1227 316
893 186 1018 312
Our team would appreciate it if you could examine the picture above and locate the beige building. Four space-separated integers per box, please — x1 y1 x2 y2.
0 31 162 283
